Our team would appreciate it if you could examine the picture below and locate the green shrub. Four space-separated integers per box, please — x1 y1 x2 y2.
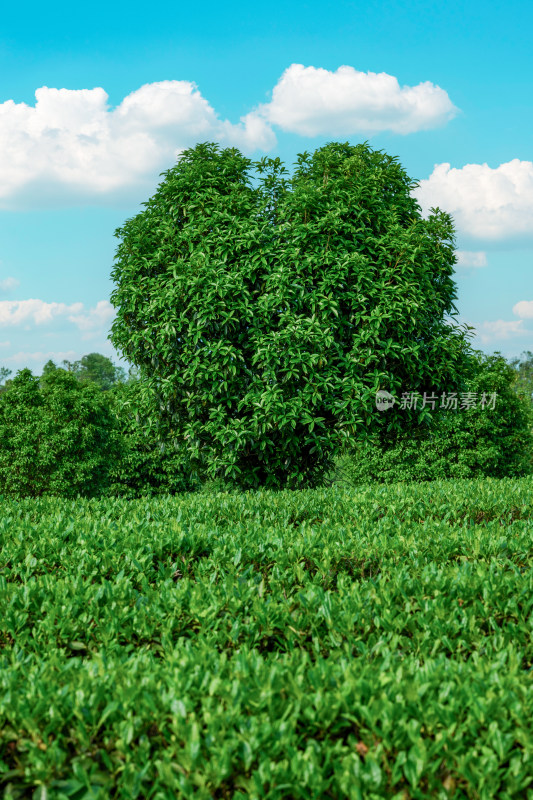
2 481 533 797
104 381 201 498
330 350 533 486
0 368 122 498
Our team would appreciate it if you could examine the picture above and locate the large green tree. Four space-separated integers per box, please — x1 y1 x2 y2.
109 141 476 490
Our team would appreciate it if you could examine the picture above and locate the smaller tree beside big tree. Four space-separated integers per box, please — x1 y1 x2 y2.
0 367 122 498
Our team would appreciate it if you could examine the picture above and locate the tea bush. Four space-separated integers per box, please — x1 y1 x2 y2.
1 479 532 797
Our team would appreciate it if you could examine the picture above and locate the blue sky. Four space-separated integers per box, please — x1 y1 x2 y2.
0 0 532 377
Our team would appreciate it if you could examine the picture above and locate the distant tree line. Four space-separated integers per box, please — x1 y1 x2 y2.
0 353 139 394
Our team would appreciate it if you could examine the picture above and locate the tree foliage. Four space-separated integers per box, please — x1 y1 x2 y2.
0 367 123 498
509 350 533 406
55 353 128 390
104 381 200 498
0 366 11 390
109 141 476 490
333 350 533 485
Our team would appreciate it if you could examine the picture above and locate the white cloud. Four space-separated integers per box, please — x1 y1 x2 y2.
0 298 83 325
68 299 115 339
455 251 487 268
0 81 277 209
0 276 20 293
414 159 533 240
252 64 458 137
0 68 458 209
463 302 533 346
469 319 528 344
513 300 533 319
217 111 275 153
0 340 10 347
5 349 77 364
0 298 114 333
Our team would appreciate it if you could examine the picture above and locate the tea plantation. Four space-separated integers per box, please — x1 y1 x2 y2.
1 477 532 799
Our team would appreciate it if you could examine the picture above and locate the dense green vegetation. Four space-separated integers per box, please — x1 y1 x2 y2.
2 142 532 497
0 348 532 499
0 368 122 499
105 380 201 499
1 141 532 797
332 350 533 486
108 141 476 491
1 479 532 798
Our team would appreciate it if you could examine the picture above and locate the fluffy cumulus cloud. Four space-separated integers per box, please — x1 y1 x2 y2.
0 81 276 209
513 300 533 319
455 251 487 268
0 299 83 326
4 349 77 366
0 276 20 293
67 299 116 339
0 67 457 209
414 160 533 240
472 319 528 344
251 64 458 137
466 301 533 345
0 298 114 333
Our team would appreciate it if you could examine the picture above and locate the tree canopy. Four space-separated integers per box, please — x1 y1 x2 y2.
336 349 533 485
54 353 127 390
509 350 533 405
0 367 11 392
109 140 476 490
0 368 122 498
